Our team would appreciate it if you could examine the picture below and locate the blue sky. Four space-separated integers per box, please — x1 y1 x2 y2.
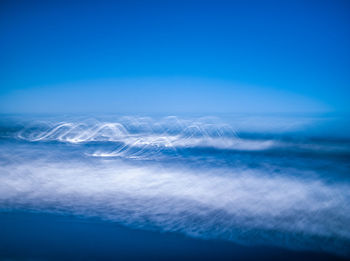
0 0 349 114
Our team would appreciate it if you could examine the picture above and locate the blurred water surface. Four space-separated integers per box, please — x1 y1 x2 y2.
0 113 350 258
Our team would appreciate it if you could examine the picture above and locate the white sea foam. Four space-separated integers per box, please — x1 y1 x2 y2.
0 159 349 256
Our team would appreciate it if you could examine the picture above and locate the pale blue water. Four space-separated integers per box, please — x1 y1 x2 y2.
1 114 350 260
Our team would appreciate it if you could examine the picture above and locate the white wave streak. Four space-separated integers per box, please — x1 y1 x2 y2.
17 122 129 143
17 119 276 154
0 161 349 255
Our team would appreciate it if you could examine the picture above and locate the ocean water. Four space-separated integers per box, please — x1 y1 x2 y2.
1 114 350 260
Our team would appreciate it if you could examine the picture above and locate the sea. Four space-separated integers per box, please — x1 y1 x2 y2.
0 113 349 260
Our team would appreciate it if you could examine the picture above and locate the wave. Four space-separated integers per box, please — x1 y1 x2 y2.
16 117 237 141
14 117 280 158
1 115 350 257
13 117 350 159
0 160 349 256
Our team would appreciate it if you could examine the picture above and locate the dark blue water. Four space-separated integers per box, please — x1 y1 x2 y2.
1 114 350 260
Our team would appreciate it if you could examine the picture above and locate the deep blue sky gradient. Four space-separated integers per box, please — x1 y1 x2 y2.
0 0 349 113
